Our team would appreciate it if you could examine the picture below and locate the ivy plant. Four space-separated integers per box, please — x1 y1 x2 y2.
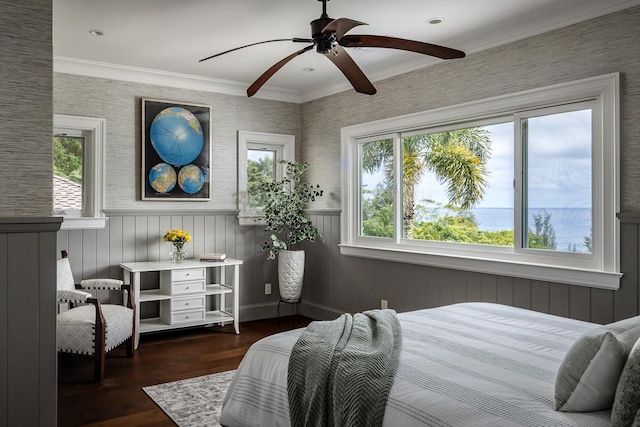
260 160 324 259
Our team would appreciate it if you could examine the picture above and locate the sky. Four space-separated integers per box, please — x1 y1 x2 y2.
409 108 592 209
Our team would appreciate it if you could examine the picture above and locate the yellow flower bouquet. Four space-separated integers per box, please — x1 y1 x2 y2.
163 229 191 262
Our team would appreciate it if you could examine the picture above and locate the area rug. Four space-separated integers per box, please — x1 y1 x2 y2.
143 369 236 427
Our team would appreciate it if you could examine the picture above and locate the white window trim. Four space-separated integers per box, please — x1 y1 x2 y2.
341 73 621 290
54 114 107 230
237 131 295 226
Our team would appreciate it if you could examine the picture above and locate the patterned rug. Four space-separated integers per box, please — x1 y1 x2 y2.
143 369 236 427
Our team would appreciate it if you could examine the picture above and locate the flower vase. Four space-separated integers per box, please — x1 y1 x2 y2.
171 243 187 263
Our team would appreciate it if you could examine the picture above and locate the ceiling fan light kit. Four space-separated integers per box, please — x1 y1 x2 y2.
200 0 465 97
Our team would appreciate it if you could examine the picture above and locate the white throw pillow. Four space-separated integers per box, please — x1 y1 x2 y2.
611 339 640 426
555 315 640 412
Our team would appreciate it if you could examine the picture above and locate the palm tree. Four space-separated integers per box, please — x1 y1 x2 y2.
362 128 491 238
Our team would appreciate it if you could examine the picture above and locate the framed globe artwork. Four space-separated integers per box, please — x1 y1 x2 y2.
142 99 211 200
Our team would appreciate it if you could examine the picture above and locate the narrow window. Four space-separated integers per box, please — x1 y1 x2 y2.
52 114 106 230
53 132 85 215
237 131 294 225
247 147 277 210
518 103 593 253
359 137 394 238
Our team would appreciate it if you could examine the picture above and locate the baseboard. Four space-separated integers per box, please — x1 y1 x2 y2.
239 301 342 322
300 301 343 320
239 302 279 322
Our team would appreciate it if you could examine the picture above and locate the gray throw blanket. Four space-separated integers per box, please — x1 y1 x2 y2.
287 309 402 427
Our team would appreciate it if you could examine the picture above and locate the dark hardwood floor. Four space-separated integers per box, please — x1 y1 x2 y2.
57 316 311 426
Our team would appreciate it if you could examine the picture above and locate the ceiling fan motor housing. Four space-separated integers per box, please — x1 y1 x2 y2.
311 17 335 53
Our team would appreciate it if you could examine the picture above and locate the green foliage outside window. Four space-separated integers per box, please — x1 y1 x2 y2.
53 136 83 184
361 179 569 250
247 155 275 208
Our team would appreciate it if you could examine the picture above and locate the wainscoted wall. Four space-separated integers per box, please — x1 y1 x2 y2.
307 213 640 324
58 211 640 326
0 218 61 427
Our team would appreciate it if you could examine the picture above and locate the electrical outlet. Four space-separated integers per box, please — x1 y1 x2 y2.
381 299 388 309
265 283 272 295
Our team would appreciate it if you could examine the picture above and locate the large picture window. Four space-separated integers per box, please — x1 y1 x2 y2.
341 74 620 289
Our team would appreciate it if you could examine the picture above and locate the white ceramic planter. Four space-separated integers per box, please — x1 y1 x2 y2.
278 249 305 301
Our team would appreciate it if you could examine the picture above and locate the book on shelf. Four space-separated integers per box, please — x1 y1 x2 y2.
199 253 227 262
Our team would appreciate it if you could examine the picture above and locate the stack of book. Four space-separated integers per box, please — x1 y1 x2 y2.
199 253 227 262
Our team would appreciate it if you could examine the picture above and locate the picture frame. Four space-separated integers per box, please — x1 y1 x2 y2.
141 98 211 200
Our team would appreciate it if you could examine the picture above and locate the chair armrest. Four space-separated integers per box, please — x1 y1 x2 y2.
57 289 91 304
80 278 124 290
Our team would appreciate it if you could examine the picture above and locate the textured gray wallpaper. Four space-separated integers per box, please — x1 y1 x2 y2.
301 6 640 211
53 75 301 210
0 1 53 217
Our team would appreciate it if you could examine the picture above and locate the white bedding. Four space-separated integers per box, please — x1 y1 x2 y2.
220 302 612 427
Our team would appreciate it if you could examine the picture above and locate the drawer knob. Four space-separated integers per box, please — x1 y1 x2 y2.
186 316 190 319
186 286 190 289
185 302 190 305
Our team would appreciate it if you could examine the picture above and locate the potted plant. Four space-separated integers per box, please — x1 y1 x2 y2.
260 160 323 301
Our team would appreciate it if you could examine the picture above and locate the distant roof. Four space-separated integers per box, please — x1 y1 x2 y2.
54 175 82 210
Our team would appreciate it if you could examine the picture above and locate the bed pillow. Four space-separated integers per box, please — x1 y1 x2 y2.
555 315 640 412
611 339 640 426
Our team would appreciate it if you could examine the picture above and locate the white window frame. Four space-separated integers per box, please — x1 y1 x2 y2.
341 73 621 290
53 114 107 230
237 131 295 226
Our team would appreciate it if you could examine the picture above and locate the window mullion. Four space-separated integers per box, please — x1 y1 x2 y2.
514 113 525 252
393 133 403 243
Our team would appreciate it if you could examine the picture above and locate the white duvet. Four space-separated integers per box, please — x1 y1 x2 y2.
221 302 612 427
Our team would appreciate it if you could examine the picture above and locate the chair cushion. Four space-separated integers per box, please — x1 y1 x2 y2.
57 304 134 355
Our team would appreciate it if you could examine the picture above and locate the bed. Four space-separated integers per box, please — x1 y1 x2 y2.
220 302 614 427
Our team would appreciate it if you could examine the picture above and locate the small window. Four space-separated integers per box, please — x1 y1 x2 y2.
238 131 294 225
54 132 85 214
53 115 107 230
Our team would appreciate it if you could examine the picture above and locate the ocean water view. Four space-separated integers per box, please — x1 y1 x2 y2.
429 207 592 253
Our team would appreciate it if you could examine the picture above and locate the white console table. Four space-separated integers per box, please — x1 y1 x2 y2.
120 258 242 348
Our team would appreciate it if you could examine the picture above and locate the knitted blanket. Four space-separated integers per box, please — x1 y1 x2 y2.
287 309 402 427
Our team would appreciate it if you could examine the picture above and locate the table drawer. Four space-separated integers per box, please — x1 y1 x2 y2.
168 295 205 311
165 308 205 325
167 280 205 295
172 268 205 282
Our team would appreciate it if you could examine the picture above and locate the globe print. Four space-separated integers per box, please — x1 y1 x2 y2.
149 163 177 193
178 164 205 194
150 107 204 166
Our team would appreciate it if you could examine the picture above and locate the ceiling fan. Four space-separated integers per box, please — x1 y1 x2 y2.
200 0 465 97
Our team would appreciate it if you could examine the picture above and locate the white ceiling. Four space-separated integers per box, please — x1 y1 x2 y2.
53 0 640 103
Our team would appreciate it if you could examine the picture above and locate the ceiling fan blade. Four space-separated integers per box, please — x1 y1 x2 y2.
322 18 367 39
247 44 315 97
324 45 376 95
339 35 465 59
199 38 313 62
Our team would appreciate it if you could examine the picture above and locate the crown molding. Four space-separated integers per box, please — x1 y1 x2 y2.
53 56 302 104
